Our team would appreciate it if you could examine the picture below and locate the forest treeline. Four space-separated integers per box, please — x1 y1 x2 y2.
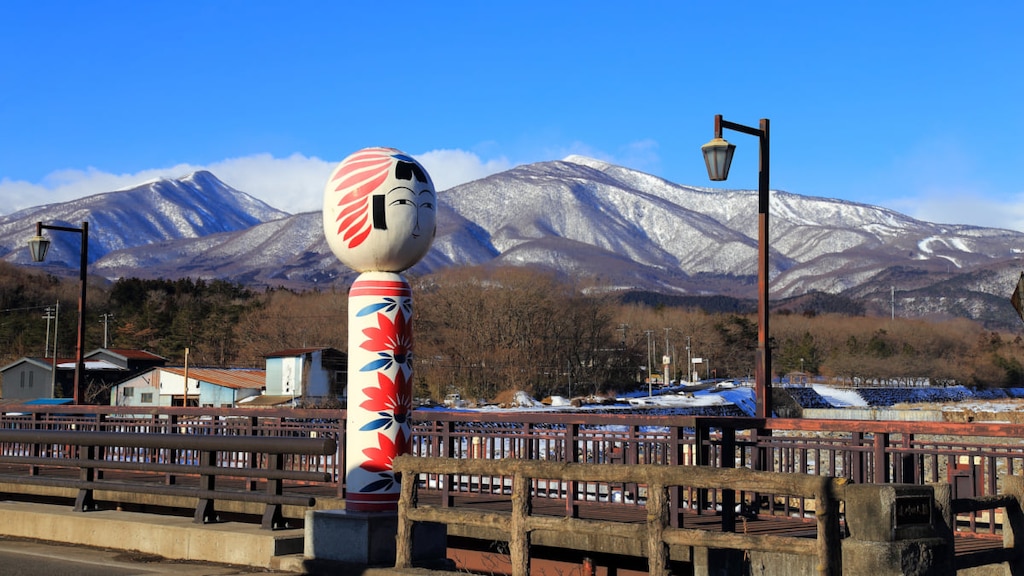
2 261 1024 402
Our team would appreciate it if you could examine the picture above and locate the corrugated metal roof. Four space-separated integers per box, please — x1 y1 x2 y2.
263 347 332 358
238 395 296 406
96 348 167 361
57 359 124 370
160 367 265 390
0 357 72 372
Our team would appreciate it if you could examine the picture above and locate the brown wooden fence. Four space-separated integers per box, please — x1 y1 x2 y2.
393 455 846 576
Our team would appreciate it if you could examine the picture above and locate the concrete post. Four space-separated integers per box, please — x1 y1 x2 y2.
842 484 954 576
1003 476 1024 552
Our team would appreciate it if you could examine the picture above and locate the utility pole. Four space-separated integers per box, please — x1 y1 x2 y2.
50 302 59 397
42 305 55 357
686 336 692 383
645 330 654 397
183 347 190 407
566 358 572 399
663 327 671 385
100 313 114 348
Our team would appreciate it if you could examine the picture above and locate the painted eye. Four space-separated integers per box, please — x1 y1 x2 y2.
389 198 415 207
419 202 434 210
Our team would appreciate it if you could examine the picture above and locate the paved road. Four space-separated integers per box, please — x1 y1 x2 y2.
0 536 297 575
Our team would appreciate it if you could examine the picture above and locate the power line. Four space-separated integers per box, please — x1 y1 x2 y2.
0 304 58 314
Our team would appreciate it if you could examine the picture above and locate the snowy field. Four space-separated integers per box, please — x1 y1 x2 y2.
425 381 1024 419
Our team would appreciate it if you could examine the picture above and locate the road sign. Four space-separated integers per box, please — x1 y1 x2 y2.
1012 272 1024 325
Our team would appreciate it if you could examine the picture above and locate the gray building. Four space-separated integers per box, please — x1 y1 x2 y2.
0 357 61 401
0 348 167 404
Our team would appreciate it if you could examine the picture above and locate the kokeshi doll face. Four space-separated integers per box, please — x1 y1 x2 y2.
323 147 436 273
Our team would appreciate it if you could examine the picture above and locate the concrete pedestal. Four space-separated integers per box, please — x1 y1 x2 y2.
304 509 446 567
842 484 954 576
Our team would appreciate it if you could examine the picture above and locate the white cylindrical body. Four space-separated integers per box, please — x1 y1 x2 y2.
345 271 414 512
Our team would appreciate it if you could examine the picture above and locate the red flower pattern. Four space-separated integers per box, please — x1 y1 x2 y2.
361 370 411 421
359 310 412 372
360 428 409 474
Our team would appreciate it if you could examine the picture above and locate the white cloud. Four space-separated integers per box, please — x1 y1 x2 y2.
8 143 1022 233
891 189 1024 232
864 136 1024 232
530 139 662 177
0 149 514 217
415 149 512 191
617 139 661 175
206 154 335 214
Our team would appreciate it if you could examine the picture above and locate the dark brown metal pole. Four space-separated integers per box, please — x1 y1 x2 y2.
74 221 88 405
715 117 771 419
756 119 770 419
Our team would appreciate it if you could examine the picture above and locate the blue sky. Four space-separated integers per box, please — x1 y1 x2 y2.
2 2 1023 231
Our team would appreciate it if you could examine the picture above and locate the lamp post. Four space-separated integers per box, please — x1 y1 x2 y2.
28 221 88 405
702 114 771 419
645 329 654 397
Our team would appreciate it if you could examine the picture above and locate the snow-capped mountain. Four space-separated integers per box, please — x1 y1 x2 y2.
0 170 288 268
2 158 1022 328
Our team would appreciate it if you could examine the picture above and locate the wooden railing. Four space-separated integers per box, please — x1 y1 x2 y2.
0 405 344 496
4 405 1024 539
0 426 336 529
940 476 1024 570
393 455 846 576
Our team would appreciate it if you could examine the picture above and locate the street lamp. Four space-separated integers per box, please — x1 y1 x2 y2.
28 221 89 404
702 114 772 419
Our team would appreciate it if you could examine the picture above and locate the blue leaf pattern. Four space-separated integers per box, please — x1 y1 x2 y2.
361 477 394 492
357 302 390 317
360 417 391 431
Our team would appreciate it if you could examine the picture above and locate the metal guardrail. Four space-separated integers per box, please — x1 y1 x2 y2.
0 428 336 529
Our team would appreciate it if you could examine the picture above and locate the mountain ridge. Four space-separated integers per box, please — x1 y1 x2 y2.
2 159 1021 329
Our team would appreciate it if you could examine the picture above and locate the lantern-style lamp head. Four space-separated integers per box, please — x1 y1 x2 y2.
701 136 736 181
27 223 50 262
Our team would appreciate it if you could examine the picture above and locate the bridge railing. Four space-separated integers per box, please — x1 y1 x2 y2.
0 427 336 529
941 477 1024 570
0 405 345 498
4 405 1024 538
393 455 847 576
766 418 1024 535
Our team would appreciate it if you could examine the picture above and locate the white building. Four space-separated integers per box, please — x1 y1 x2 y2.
108 347 347 409
110 367 264 408
263 347 347 406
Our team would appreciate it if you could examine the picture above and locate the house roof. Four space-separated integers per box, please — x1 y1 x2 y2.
0 356 72 373
86 348 167 362
0 398 73 408
3 348 168 374
24 398 74 405
57 359 125 370
160 367 265 390
264 347 340 358
237 394 296 407
0 357 123 372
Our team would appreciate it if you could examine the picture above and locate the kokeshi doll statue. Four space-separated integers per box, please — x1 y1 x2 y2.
322 147 436 512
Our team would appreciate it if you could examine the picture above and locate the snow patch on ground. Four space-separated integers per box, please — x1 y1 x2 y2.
811 384 869 407
419 382 1024 420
